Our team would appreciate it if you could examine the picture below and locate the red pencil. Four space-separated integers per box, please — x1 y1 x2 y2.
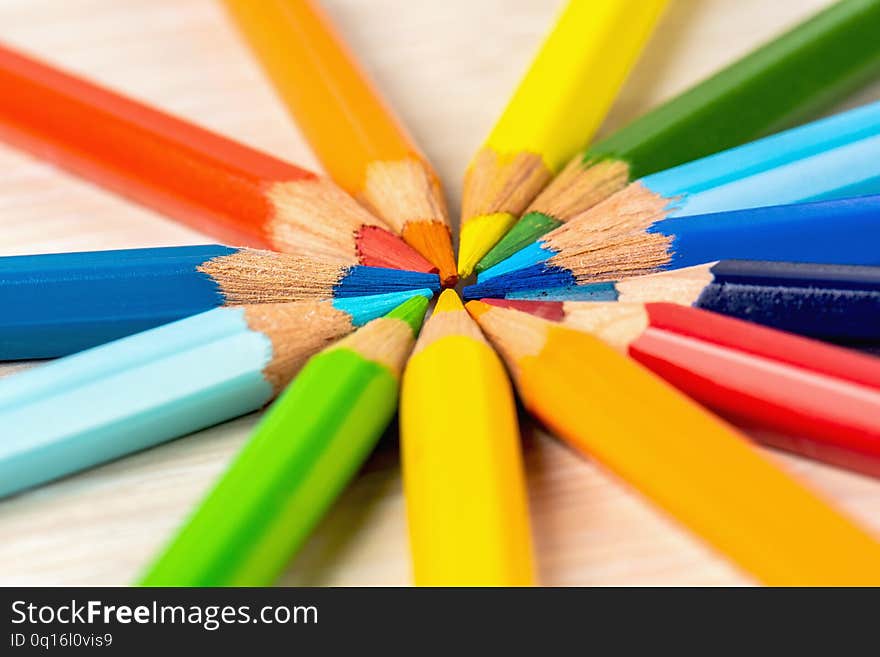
0 43 433 272
484 298 880 478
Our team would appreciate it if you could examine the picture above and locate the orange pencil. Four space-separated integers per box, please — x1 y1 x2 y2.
224 0 457 285
0 42 433 273
467 300 880 585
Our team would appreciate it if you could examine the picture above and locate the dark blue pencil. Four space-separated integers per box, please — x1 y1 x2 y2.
475 259 880 343
0 244 440 359
463 194 880 300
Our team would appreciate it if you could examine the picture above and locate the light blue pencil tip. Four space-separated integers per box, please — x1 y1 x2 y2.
477 242 554 281
332 288 435 326
506 281 620 301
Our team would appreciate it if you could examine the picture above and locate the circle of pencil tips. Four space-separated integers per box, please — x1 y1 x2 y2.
4 0 880 589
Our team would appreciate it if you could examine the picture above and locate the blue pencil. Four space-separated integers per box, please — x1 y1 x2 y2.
0 244 440 359
0 288 433 498
477 101 880 283
463 194 880 299
482 260 880 343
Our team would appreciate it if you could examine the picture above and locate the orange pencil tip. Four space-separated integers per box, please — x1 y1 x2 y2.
402 221 458 287
357 225 437 274
464 299 492 319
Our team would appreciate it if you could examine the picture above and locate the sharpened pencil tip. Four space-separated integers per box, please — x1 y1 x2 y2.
457 212 518 280
464 299 492 320
384 294 430 335
402 221 458 287
433 288 464 314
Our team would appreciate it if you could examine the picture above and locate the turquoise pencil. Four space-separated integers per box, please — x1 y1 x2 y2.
141 295 429 586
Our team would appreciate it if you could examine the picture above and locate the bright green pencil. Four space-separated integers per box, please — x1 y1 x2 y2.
139 295 429 586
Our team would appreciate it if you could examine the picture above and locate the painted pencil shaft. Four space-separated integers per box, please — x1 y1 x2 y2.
401 290 535 585
468 302 880 585
0 43 433 272
141 297 427 586
477 0 880 271
0 291 432 497
457 0 665 278
605 259 880 342
224 0 456 284
628 303 880 478
691 260 880 341
0 245 439 359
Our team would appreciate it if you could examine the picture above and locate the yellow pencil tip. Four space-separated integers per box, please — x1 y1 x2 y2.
457 212 518 279
434 288 464 314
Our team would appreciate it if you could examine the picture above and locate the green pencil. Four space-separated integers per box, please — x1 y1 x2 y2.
139 295 429 586
476 0 880 272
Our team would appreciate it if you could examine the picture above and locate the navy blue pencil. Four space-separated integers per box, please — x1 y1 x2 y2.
0 244 440 359
463 194 880 300
479 259 880 343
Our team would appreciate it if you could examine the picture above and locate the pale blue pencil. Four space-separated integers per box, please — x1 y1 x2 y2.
0 288 433 497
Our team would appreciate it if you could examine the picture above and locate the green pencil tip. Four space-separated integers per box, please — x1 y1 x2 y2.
384 294 430 335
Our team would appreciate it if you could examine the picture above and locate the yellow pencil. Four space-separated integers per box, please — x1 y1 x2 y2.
457 0 666 279
400 289 536 585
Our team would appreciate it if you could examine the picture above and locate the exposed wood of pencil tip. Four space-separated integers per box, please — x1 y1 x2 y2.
198 248 353 303
244 300 354 393
545 181 674 282
359 157 457 283
266 177 386 263
465 301 549 383
461 147 552 221
558 302 649 352
525 156 630 222
615 263 715 305
330 317 417 379
413 295 487 355
360 158 450 232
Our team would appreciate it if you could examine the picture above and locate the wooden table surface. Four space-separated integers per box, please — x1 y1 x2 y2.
1 0 879 586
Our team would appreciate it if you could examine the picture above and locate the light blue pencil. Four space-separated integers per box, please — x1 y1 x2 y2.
0 288 433 497
478 100 880 282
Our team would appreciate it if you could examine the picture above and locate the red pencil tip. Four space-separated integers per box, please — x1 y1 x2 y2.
356 226 437 273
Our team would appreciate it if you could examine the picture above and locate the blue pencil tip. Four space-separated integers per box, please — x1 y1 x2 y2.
463 264 577 300
477 242 554 282
333 288 435 326
334 266 441 298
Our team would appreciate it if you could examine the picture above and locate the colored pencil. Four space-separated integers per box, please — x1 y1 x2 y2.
140 295 429 586
466 193 880 298
400 290 535 585
0 43 433 273
456 0 665 278
492 259 880 343
466 300 880 585
477 0 880 272
484 298 880 478
0 289 433 498
224 0 457 286
466 152 880 298
0 244 440 359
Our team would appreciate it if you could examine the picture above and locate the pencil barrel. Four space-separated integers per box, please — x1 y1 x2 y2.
401 336 535 586
142 349 398 586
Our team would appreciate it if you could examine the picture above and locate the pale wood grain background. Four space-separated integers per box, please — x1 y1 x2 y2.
0 0 878 586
